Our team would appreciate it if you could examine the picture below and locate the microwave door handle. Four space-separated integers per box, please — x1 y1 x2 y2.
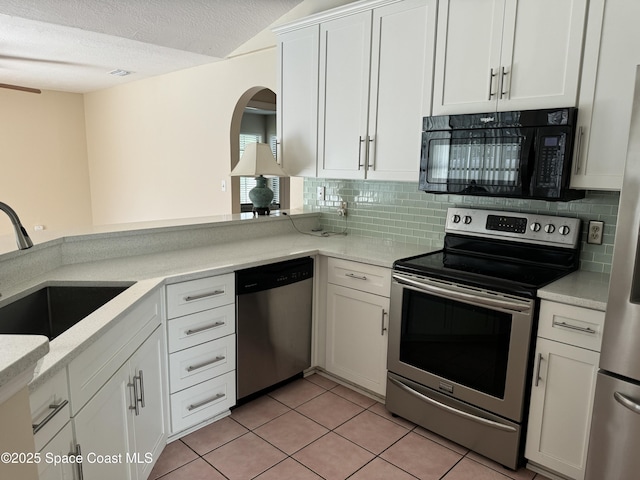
392 274 531 313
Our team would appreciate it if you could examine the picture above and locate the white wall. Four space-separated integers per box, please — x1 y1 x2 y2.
0 89 92 237
84 50 278 225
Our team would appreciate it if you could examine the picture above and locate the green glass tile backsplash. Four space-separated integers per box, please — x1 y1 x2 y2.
304 178 619 273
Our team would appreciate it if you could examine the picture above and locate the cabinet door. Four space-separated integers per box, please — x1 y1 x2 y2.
499 0 587 111
525 338 599 480
74 363 135 480
571 0 638 190
325 284 389 396
129 328 166 480
317 10 372 179
366 0 437 181
37 423 76 480
433 0 505 115
277 25 319 177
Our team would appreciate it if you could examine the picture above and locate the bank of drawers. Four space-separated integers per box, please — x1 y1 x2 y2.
166 273 236 434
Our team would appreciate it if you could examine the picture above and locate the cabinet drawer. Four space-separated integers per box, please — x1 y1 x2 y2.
30 369 70 452
169 334 236 393
327 258 391 297
167 303 235 353
170 370 236 433
68 290 161 415
538 300 605 352
166 273 235 319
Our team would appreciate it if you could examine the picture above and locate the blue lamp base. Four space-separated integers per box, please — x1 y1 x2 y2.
249 175 274 216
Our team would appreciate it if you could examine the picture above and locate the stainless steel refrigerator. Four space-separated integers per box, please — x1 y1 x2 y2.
585 67 640 479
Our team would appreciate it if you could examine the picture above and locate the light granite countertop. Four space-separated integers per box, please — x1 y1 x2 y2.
0 224 430 391
0 212 611 393
0 335 49 401
538 269 610 311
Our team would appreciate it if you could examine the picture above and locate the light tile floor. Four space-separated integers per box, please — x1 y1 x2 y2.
150 374 551 480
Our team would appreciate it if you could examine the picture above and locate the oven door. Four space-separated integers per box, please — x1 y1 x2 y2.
387 272 535 423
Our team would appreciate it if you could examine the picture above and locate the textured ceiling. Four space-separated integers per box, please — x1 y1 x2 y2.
0 0 303 93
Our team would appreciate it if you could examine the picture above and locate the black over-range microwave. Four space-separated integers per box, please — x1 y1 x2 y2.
419 107 584 201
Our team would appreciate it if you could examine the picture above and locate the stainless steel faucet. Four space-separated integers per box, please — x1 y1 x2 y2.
0 201 33 250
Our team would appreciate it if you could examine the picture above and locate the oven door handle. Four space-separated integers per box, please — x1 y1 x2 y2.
388 376 517 433
392 273 531 313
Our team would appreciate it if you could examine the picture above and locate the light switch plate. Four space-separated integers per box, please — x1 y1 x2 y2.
317 186 325 201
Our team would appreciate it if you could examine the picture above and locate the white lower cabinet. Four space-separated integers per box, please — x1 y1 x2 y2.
525 301 604 480
165 273 236 437
73 327 165 480
37 423 75 480
325 259 391 396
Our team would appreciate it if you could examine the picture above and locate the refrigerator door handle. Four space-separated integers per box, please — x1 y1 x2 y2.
614 391 640 415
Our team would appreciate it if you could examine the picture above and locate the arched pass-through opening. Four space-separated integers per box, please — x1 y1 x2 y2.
229 87 289 214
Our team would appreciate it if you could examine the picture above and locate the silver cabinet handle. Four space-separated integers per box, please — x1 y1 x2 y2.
186 355 225 372
388 376 516 432
129 376 140 416
32 400 69 434
614 391 640 415
367 135 374 170
185 321 225 335
534 353 544 387
499 66 508 99
72 444 84 480
188 392 225 411
488 68 496 100
552 320 596 335
345 272 367 281
381 310 387 336
138 370 145 409
573 126 584 174
358 136 366 169
184 289 225 302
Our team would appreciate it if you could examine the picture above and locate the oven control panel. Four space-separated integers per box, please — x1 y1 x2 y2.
445 208 581 248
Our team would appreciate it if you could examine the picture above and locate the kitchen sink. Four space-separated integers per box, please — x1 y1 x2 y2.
0 284 132 340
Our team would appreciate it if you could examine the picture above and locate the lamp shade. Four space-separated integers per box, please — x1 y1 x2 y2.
230 142 288 177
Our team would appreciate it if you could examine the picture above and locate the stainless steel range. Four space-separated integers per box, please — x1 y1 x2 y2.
386 207 581 470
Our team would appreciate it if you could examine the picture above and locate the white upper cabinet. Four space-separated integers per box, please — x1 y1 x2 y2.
570 0 639 191
276 0 436 181
318 0 436 181
276 25 320 177
317 10 373 179
433 0 588 115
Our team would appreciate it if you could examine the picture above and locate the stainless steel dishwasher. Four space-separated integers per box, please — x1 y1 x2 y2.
236 257 313 400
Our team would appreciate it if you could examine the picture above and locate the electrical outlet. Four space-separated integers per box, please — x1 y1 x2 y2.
337 201 347 217
588 220 604 245
317 186 325 201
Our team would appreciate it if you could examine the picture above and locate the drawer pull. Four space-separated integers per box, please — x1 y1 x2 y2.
188 392 225 411
345 273 367 281
185 321 225 335
186 355 226 372
184 289 225 302
32 400 69 434
553 320 596 335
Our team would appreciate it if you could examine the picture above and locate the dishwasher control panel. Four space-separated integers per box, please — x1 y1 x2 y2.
236 257 314 295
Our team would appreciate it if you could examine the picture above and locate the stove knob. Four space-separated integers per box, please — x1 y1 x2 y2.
559 225 571 235
463 215 472 225
544 224 556 234
530 222 542 232
451 214 461 224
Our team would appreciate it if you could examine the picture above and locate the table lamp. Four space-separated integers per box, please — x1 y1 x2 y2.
230 142 288 215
